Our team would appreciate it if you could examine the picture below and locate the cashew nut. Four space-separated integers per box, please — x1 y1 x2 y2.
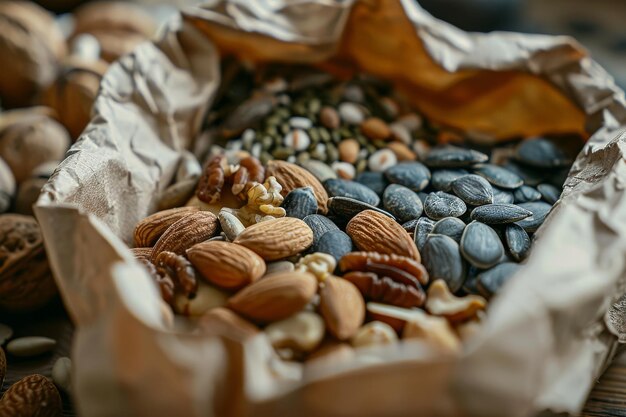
402 309 461 354
264 311 325 353
425 279 486 323
173 282 229 316
351 321 398 348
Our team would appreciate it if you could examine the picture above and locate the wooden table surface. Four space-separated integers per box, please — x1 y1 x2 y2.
3 300 626 417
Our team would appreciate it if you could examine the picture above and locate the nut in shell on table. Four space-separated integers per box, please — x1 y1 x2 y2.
70 1 157 63
0 374 62 417
0 214 56 312
0 1 67 108
0 108 71 184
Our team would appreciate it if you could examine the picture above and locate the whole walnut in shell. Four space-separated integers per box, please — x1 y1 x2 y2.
0 2 67 107
71 2 156 63
0 110 71 184
0 214 56 312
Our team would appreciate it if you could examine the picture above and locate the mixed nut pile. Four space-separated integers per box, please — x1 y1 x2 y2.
133 66 575 362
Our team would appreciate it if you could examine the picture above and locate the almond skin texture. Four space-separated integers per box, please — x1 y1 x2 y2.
187 241 266 290
134 206 199 247
266 160 329 213
346 210 420 261
228 271 317 323
319 276 365 340
150 211 218 262
234 217 313 261
0 374 62 417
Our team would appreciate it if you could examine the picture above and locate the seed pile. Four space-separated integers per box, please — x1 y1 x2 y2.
136 67 576 361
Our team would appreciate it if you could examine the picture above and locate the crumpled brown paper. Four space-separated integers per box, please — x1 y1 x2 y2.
34 1 626 416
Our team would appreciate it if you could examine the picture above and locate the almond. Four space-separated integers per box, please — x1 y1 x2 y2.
234 217 313 261
319 276 365 340
346 210 420 261
266 160 328 213
187 241 266 290
360 117 391 141
227 271 317 323
338 139 360 164
387 141 417 161
150 211 218 262
133 206 199 247
0 374 62 417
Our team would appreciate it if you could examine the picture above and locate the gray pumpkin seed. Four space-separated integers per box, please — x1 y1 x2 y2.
422 234 466 292
328 196 395 221
515 201 552 232
312 230 353 263
470 203 533 224
384 162 431 192
473 163 523 189
451 174 494 206
463 266 482 295
424 191 467 220
281 187 318 219
355 171 389 196
402 218 420 234
460 221 504 269
303 214 340 246
505 223 531 261
513 185 541 203
503 161 546 186
0 323 12 345
431 169 468 192
6 337 56 357
324 178 380 206
417 192 429 204
537 183 561 204
515 138 571 168
492 187 515 204
383 184 423 223
52 357 72 394
414 217 436 251
432 217 466 243
424 146 488 168
300 160 337 182
477 262 521 298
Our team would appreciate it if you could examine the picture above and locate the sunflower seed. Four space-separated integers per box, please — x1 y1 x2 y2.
431 169 468 192
414 217 436 251
6 337 57 357
473 164 523 189
492 187 515 204
0 323 12 345
424 191 467 220
503 161 545 186
513 185 542 203
515 201 552 232
281 187 318 219
505 223 531 261
432 217 466 243
424 146 488 168
300 160 337 182
422 234 466 292
328 196 395 221
312 230 353 263
460 221 504 269
537 183 561 204
477 262 521 298
218 211 245 241
462 266 482 295
402 218 420 234
303 214 340 246
470 203 533 224
355 171 389 196
451 174 494 206
382 157 430 186
383 184 423 223
324 178 380 206
515 138 571 168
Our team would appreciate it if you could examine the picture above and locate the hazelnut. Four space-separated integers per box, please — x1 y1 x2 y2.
0 2 67 107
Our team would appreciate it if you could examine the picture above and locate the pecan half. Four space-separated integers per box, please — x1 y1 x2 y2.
155 251 198 296
196 155 226 203
339 251 429 285
343 272 425 308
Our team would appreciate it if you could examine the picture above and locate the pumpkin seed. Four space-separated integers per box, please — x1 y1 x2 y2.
451 174 494 206
460 221 504 269
328 196 395 221
505 223 531 261
473 163 523 189
432 217 466 243
515 138 571 168
384 162 431 192
312 230 353 263
515 201 552 232
6 336 56 357
477 262 521 298
463 266 482 295
430 169 468 192
303 214 340 247
402 218 420 234
382 184 423 223
492 187 515 204
324 178 380 206
503 161 546 186
470 203 533 224
537 183 561 204
414 217 436 251
281 187 318 219
422 234 466 292
424 191 467 220
355 171 389 196
424 146 488 168
513 185 542 203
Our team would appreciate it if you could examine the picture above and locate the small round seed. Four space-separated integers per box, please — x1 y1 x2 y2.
451 174 494 206
338 139 360 164
515 201 552 232
422 234 466 292
414 216 435 251
324 178 380 206
283 129 311 151
460 221 504 269
505 223 531 261
432 217 466 243
6 337 57 357
431 169 468 192
331 161 356 180
383 184 423 223
368 149 397 172
384 162 431 192
477 262 521 298
537 183 561 204
470 203 533 224
338 102 365 125
513 185 542 203
424 191 467 220
289 116 313 130
473 163 524 189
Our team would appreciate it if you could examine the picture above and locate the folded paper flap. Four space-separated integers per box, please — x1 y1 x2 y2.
34 1 626 416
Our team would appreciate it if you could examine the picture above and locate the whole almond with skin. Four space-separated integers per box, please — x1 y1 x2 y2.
187 241 266 290
234 217 313 261
319 276 365 340
134 206 199 247
266 160 329 213
150 211 218 262
360 117 391 141
0 374 62 417
228 271 317 323
346 210 420 261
